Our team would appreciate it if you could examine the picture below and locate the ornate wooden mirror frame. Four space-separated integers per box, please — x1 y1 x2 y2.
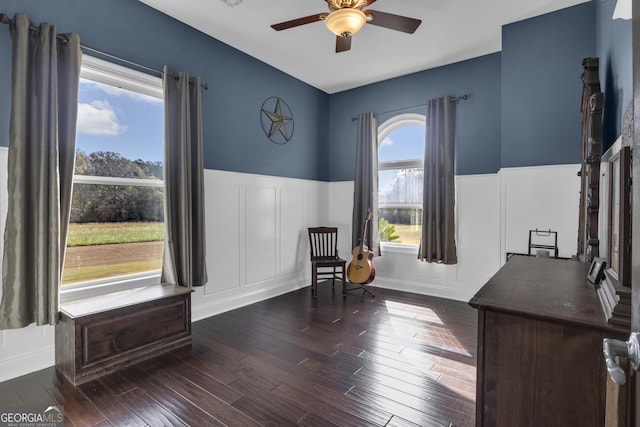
577 57 603 262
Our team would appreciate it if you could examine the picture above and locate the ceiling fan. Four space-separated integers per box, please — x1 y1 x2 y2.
271 0 422 53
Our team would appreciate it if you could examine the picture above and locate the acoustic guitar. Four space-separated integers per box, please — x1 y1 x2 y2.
347 211 376 284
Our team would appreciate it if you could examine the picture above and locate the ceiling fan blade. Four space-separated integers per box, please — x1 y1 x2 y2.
271 13 328 31
365 10 421 34
336 35 352 53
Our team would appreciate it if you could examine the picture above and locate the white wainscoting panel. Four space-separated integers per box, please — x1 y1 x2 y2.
0 166 331 382
327 181 355 260
205 182 241 295
0 323 55 383
0 163 582 382
455 173 501 290
500 164 580 259
327 167 579 302
280 188 305 277
245 186 277 285
327 173 501 302
306 188 324 230
191 170 329 322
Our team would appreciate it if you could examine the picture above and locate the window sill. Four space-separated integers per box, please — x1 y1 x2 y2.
59 282 189 318
381 243 419 255
60 271 162 304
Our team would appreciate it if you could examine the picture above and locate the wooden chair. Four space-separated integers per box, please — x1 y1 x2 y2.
308 227 346 299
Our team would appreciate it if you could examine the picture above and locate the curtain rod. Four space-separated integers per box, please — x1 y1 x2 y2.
0 13 209 90
350 95 468 121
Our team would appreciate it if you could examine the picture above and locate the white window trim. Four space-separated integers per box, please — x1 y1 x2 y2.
60 56 164 303
379 242 421 254
80 55 163 99
380 202 423 210
378 113 426 251
60 272 162 303
379 158 422 171
73 175 163 187
378 113 425 145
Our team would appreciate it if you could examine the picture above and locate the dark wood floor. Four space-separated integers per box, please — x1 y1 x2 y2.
0 284 477 427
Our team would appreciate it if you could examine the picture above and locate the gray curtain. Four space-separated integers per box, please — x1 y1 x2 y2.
418 96 457 264
161 67 208 288
352 112 380 256
0 14 81 328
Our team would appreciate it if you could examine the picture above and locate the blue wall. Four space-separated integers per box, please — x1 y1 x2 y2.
501 2 596 169
328 54 502 181
0 0 330 181
0 1 632 183
596 0 632 151
328 2 600 181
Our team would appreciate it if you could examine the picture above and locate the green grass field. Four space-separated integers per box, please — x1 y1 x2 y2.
62 259 163 283
63 222 164 284
66 222 164 246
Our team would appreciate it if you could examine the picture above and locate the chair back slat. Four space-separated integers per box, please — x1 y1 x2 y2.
308 227 339 260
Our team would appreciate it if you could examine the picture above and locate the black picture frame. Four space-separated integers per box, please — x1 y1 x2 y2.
587 257 607 284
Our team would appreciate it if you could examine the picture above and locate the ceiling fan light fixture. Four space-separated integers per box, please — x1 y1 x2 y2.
325 8 366 37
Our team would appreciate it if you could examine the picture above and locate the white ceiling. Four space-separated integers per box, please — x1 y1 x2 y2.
139 0 590 94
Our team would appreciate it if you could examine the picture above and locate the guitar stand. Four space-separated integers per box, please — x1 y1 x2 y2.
343 281 375 298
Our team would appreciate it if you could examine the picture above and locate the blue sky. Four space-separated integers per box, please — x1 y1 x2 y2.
379 125 424 162
379 124 424 199
76 79 164 163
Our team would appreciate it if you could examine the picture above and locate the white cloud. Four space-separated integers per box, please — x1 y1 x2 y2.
77 100 128 136
380 136 394 147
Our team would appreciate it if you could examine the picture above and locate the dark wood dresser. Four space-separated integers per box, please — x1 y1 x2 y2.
469 256 629 427
55 284 192 386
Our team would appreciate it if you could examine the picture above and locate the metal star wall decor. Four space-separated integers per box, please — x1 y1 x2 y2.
260 97 294 144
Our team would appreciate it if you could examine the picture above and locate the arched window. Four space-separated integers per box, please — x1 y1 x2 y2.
378 113 425 246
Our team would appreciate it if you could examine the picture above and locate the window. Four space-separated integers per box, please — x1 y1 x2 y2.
61 56 164 300
378 113 425 246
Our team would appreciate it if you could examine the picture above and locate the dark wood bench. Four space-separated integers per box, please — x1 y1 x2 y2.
55 284 192 386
